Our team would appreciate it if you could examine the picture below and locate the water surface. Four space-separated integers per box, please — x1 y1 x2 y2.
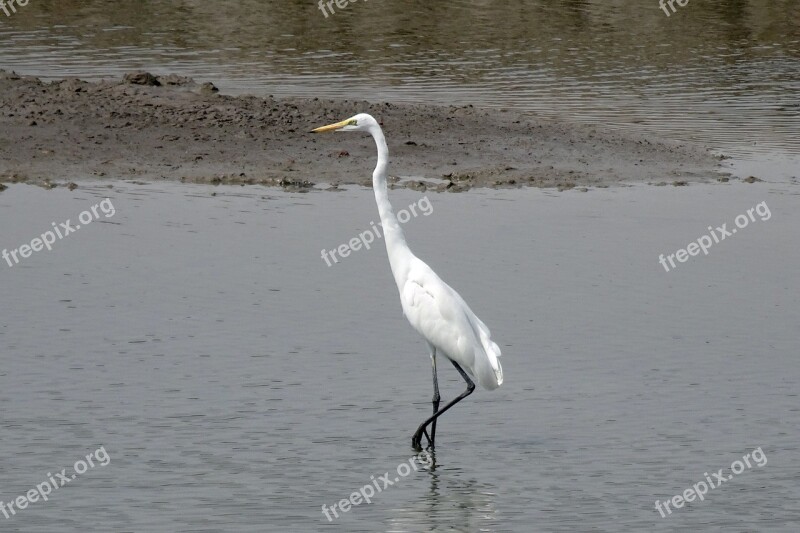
1 181 798 531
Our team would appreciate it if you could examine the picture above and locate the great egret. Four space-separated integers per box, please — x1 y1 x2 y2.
312 114 503 449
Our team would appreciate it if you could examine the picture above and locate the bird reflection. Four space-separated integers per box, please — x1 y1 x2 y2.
385 449 500 532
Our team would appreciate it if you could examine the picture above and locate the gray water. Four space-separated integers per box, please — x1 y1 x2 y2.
0 0 798 177
1 181 798 531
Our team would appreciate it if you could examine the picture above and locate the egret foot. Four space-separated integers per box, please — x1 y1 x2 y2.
411 426 432 451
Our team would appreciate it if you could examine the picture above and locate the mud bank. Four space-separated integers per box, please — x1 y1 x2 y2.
0 70 729 192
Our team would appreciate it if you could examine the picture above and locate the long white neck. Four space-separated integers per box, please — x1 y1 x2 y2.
369 124 413 286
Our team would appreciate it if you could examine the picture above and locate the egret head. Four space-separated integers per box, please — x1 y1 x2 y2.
311 113 378 134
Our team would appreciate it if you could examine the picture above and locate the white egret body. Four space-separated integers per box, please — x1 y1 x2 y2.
312 113 503 448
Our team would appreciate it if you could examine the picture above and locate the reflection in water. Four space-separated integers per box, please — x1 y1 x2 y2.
387 449 500 532
0 0 797 162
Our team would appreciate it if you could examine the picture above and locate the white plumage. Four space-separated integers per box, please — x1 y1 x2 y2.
312 113 503 447
400 258 503 390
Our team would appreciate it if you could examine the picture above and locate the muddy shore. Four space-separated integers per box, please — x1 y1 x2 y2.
0 70 729 192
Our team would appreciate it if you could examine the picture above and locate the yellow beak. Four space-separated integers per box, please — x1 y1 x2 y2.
311 119 350 133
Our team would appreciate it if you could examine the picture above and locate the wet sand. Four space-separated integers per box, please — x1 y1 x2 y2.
0 70 730 192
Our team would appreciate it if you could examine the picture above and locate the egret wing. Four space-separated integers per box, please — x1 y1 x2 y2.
400 258 503 389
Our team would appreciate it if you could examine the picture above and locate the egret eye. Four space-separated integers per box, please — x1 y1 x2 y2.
347 119 358 126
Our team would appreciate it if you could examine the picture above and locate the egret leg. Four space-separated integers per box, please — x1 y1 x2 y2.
412 360 475 450
430 349 441 445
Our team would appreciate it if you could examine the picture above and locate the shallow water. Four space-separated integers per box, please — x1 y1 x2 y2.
1 181 798 531
0 0 798 175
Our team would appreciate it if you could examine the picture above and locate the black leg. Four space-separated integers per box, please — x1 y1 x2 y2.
412 360 475 450
430 349 441 445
